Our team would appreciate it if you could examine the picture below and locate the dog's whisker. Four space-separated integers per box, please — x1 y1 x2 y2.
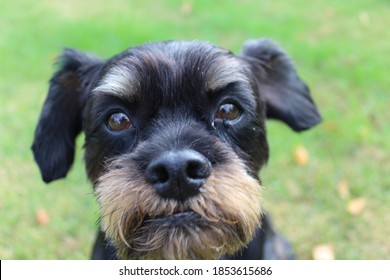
118 211 131 248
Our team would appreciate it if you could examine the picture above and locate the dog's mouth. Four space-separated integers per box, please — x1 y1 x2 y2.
143 210 206 227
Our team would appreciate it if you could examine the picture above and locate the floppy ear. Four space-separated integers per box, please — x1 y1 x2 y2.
32 49 103 183
240 38 322 132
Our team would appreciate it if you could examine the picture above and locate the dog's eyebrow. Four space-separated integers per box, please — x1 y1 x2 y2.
93 65 138 99
206 56 249 92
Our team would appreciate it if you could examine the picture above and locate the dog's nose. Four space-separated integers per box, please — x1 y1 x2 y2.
145 150 211 201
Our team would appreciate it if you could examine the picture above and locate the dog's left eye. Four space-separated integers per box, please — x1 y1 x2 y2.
215 103 241 121
106 112 132 131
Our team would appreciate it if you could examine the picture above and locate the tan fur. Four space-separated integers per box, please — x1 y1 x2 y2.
95 150 263 260
93 45 249 100
206 55 250 92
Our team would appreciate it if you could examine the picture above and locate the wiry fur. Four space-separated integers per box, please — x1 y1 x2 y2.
96 147 262 260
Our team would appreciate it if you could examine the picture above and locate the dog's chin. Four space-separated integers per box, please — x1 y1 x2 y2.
115 211 249 260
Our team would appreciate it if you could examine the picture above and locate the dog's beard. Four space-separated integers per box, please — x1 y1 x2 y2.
95 151 263 260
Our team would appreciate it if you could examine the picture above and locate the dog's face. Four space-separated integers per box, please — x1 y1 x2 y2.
32 39 321 259
85 42 268 259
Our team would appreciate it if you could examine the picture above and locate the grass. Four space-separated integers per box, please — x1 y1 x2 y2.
1 0 389 259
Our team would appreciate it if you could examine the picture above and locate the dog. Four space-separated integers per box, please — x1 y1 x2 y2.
32 38 321 260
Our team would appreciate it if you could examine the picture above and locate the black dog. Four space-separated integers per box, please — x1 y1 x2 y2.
32 38 321 260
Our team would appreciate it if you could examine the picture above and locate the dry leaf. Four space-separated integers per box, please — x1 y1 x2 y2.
347 198 367 216
312 243 335 260
322 121 338 132
293 145 309 166
180 1 192 16
358 11 370 26
36 208 50 225
337 179 350 199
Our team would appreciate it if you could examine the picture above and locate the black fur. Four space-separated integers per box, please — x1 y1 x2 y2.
32 50 103 182
32 39 321 259
241 39 322 131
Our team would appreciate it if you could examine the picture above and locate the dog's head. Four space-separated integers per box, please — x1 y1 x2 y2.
32 39 321 259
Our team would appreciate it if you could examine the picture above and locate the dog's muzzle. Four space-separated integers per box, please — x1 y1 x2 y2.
95 142 263 260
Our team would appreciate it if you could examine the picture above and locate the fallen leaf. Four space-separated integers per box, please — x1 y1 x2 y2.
337 179 350 199
180 1 192 16
36 208 50 225
293 145 309 166
322 121 338 132
312 243 335 260
358 11 370 26
347 198 367 216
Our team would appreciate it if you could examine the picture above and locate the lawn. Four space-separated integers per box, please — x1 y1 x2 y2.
0 0 389 259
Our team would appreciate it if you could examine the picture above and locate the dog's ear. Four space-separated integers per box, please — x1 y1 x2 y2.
32 49 103 183
240 38 321 132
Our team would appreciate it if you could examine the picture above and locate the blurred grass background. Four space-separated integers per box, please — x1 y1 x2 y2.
1 0 389 259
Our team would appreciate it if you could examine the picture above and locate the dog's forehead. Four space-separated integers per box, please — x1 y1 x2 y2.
93 41 249 98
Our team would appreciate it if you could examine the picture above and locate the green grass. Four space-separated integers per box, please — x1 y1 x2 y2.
1 0 389 259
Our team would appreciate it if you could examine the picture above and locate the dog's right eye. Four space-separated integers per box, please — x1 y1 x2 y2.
106 112 132 131
215 103 241 121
